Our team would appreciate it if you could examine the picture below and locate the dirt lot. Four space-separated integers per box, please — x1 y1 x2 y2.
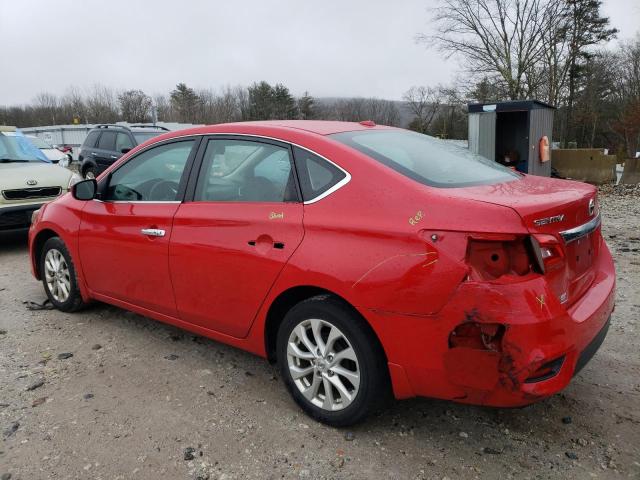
1 187 639 480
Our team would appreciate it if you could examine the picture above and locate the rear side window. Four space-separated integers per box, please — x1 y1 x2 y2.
293 147 346 202
97 131 116 151
194 139 297 203
83 130 100 148
330 130 519 188
116 132 134 152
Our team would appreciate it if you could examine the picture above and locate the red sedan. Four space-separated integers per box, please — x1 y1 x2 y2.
28 121 615 426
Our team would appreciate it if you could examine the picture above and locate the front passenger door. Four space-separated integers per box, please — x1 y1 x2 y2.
170 137 304 337
79 139 198 316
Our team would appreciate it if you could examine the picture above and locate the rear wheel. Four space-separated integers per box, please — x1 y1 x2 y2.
40 237 86 312
276 295 390 426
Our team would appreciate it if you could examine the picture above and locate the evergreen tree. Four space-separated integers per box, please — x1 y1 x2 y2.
170 83 200 123
297 92 315 119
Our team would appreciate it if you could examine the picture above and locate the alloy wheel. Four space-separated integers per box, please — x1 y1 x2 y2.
44 248 71 303
287 318 360 411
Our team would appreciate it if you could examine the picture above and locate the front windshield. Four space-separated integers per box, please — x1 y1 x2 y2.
0 132 50 162
29 136 51 149
331 129 520 188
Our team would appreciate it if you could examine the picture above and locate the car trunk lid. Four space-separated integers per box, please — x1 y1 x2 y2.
444 175 600 305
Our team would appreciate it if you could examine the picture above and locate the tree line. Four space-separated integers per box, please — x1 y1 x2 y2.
0 82 407 129
0 80 468 140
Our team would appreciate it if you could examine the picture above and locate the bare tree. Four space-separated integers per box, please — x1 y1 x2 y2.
85 84 119 123
611 37 640 157
403 86 444 133
118 90 152 123
153 94 173 122
32 92 59 125
60 86 87 124
424 0 555 100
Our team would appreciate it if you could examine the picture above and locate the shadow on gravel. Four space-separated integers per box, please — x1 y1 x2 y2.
0 230 29 252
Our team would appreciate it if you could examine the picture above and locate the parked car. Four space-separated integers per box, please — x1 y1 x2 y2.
28 121 615 426
78 124 169 179
1 126 80 231
27 135 71 167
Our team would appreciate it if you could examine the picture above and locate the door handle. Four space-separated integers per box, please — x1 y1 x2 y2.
110 155 118 159
247 239 284 249
141 228 165 237
91 152 96 155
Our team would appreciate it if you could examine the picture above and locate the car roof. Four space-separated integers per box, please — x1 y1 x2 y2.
230 120 390 135
149 120 394 143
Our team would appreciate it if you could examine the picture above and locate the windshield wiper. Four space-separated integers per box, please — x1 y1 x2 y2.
0 158 30 163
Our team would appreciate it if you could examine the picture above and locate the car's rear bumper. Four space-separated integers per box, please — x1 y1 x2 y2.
363 241 616 407
0 203 43 231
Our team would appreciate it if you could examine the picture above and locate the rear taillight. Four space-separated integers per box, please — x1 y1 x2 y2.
466 234 566 281
529 234 565 273
466 235 533 281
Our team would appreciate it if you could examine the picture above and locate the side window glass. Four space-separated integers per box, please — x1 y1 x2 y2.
115 133 134 152
195 139 297 202
294 147 346 201
84 131 100 148
97 131 116 151
106 140 195 202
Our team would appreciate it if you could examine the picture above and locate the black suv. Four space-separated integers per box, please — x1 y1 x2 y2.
78 124 169 178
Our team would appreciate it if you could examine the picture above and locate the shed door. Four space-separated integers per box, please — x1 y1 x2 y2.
468 112 496 161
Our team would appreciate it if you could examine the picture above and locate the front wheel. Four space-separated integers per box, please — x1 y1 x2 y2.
276 295 390 426
83 166 96 179
40 237 87 312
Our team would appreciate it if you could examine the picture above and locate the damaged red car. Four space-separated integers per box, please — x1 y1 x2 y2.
28 121 615 426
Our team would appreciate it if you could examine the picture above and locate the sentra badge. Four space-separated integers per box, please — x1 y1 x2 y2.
533 214 564 227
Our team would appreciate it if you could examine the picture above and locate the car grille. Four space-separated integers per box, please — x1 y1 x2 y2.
2 187 62 200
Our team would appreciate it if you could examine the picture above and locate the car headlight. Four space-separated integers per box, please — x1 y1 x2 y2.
68 173 82 190
31 209 41 224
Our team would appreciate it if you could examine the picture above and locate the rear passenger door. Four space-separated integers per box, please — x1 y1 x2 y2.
169 137 304 338
93 131 118 172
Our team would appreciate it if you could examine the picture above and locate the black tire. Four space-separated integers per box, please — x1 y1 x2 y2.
276 295 390 427
83 165 96 179
39 237 86 312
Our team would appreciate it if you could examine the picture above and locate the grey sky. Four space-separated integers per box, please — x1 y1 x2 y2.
1 0 638 105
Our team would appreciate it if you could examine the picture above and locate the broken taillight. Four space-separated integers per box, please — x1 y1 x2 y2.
466 234 566 281
466 235 533 281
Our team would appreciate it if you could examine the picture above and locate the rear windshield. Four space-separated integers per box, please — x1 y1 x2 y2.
133 132 163 144
330 130 519 188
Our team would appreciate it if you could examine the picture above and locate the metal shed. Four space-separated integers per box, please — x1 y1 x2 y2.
468 100 555 176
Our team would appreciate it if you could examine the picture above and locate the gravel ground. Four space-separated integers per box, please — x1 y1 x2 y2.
1 188 639 480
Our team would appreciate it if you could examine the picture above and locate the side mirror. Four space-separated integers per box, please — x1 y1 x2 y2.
72 179 97 201
121 148 131 154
